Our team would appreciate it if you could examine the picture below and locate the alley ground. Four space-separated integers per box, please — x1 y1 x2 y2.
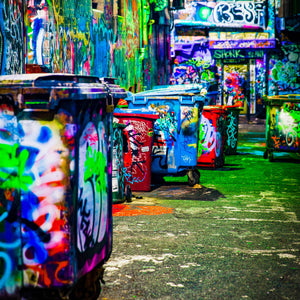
99 116 300 300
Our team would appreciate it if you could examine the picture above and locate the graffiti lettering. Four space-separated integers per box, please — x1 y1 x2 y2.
213 49 264 60
278 109 300 146
214 1 264 26
226 112 238 149
78 186 93 249
123 165 146 185
199 116 216 154
78 121 108 259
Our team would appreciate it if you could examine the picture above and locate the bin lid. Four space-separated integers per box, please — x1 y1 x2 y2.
224 105 243 111
130 84 206 97
100 77 128 99
126 85 206 105
265 94 300 103
203 105 227 113
0 73 109 110
113 108 159 120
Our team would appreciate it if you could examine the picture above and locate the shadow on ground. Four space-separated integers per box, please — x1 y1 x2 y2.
135 183 225 201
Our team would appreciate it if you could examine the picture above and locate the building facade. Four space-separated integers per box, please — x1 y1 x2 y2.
170 0 300 116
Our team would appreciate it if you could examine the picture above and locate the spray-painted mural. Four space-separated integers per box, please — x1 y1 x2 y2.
173 1 275 48
0 0 24 74
19 115 74 288
197 108 226 168
269 44 300 95
267 101 300 152
1 0 170 90
123 119 149 187
147 101 199 174
225 110 239 154
77 119 110 276
171 1 276 116
170 40 216 85
113 114 155 191
0 100 22 296
0 105 75 295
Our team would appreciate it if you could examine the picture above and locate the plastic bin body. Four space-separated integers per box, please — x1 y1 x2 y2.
112 122 126 202
264 95 300 160
113 109 158 192
224 105 243 155
0 74 115 298
0 98 23 296
197 106 227 168
126 86 204 178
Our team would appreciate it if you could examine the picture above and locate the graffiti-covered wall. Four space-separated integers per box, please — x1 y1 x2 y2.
269 44 300 95
0 0 24 74
0 0 170 91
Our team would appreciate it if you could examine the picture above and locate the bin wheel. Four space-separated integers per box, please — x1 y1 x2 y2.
69 266 103 300
151 174 165 185
125 185 132 202
268 151 274 162
187 169 200 187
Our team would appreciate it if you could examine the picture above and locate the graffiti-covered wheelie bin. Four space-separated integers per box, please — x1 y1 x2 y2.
263 95 300 161
125 85 205 186
0 73 116 300
113 108 159 192
197 106 228 168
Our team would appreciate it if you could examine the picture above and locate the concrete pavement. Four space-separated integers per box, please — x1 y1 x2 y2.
99 116 300 300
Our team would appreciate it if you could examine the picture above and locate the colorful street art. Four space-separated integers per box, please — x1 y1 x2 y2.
0 0 24 74
112 124 125 202
269 44 300 95
112 204 173 217
19 116 73 288
113 112 157 191
267 101 300 152
123 119 149 186
0 101 22 296
225 111 238 153
1 0 170 90
0 77 114 297
197 108 226 168
223 64 248 109
173 1 275 46
78 119 109 276
148 101 199 174
170 44 216 85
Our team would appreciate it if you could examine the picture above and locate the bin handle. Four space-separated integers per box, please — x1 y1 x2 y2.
180 96 196 104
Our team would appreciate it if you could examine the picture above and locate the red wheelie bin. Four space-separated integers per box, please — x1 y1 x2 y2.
197 106 228 168
113 108 159 192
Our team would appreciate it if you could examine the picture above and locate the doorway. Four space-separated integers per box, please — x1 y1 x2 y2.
223 63 249 115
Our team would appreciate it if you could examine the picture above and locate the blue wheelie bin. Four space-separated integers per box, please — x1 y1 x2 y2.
0 73 120 299
125 85 205 186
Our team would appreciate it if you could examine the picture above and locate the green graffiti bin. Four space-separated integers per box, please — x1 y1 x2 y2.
224 105 243 155
0 73 123 299
263 95 300 161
